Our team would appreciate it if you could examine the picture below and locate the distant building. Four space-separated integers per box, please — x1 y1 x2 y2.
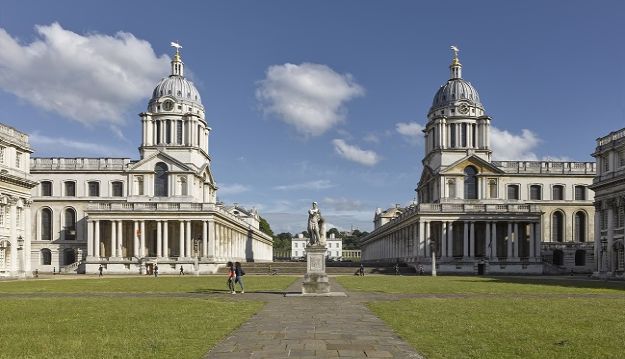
590 127 625 277
291 233 343 259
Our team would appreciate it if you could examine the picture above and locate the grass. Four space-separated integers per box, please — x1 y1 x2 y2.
0 275 297 293
338 276 625 359
0 297 262 359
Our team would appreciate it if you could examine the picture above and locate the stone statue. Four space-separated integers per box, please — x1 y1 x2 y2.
307 202 325 246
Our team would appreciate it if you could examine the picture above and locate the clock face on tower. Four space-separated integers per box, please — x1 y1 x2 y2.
458 103 469 114
163 100 174 111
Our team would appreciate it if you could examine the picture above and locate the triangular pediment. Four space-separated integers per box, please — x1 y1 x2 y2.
128 151 195 173
417 166 435 188
440 155 504 175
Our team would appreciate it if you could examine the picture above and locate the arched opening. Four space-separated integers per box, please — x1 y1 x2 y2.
552 211 564 242
553 249 564 266
575 250 586 266
41 208 52 241
41 248 52 265
63 248 76 265
464 166 478 199
154 162 169 197
64 208 76 241
574 211 586 242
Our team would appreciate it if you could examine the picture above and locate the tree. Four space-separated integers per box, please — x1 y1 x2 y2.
326 227 341 238
273 232 293 250
259 216 273 237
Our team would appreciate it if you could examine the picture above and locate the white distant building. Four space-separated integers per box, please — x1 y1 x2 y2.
291 233 343 259
27 46 273 274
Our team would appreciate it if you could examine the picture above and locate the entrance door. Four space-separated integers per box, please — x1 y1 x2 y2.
477 263 485 275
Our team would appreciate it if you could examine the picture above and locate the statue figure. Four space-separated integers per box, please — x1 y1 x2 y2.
307 202 325 246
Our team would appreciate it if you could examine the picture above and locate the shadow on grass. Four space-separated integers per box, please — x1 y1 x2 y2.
465 275 625 292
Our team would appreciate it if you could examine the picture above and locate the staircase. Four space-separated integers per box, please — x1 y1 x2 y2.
61 261 81 274
217 261 415 275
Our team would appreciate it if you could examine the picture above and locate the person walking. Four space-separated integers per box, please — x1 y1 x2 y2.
234 261 245 294
179 266 184 276
418 264 424 275
226 261 235 294
394 263 400 276
154 264 159 278
359 263 365 276
98 265 103 277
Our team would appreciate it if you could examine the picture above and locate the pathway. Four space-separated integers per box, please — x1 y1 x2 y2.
204 278 423 358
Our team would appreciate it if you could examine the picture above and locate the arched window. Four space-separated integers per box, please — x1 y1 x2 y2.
154 162 169 197
575 250 586 266
464 166 478 199
41 208 52 241
552 211 564 242
64 208 76 241
574 211 586 242
553 249 564 266
41 248 52 265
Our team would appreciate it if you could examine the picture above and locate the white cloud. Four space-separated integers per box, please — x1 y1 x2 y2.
332 139 380 166
0 23 169 126
256 63 364 136
29 133 127 157
323 197 367 212
273 180 334 191
363 133 380 143
218 183 251 195
396 122 424 145
490 127 540 160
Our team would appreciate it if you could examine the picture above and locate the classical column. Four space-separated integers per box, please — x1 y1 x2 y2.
485 221 491 258
110 221 117 258
513 222 519 259
87 220 94 257
469 222 475 258
447 222 454 257
163 221 169 258
202 221 208 257
491 222 497 259
441 222 447 258
95 220 101 258
463 221 469 258
208 220 215 259
179 221 185 258
186 221 192 258
425 221 431 257
117 220 123 257
156 220 162 258
133 221 139 258
529 223 535 259
535 220 542 260
140 221 146 257
506 222 513 258
607 207 614 272
594 209 601 272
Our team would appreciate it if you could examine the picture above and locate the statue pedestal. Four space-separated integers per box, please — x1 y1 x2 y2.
302 245 330 294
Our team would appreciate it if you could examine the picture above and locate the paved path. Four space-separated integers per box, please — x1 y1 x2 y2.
205 278 423 359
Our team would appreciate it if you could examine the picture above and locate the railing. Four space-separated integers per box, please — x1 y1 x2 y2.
416 203 540 213
491 160 596 175
0 124 29 145
30 157 131 171
62 261 81 273
597 127 625 147
593 167 625 184
541 242 595 250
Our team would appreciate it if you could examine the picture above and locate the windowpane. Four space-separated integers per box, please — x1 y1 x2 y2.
41 249 52 265
552 212 564 242
137 176 144 196
112 182 123 197
574 186 585 200
65 182 76 197
64 208 76 240
88 182 100 197
530 185 541 200
154 162 168 197
489 180 497 199
41 181 52 196
41 209 52 241
507 185 519 200
177 121 183 144
574 212 586 242
553 185 564 200
464 166 478 199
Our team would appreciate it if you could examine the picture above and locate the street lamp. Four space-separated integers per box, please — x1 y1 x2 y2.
17 236 24 279
430 240 437 277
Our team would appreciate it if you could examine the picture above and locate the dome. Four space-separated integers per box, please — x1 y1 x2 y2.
429 78 482 114
150 75 203 109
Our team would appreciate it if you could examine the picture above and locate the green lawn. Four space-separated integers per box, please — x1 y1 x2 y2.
0 275 296 293
338 276 625 359
0 297 262 359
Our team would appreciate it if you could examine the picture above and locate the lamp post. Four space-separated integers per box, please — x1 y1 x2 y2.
17 236 24 279
430 240 437 277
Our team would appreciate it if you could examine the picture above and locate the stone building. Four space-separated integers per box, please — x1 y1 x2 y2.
28 46 273 274
0 124 37 277
291 233 343 260
360 49 596 274
590 127 625 277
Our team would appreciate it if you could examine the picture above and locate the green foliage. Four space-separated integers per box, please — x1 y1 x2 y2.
326 227 341 238
273 232 293 250
258 216 273 237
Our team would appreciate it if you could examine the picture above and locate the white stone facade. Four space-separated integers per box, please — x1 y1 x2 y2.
291 234 343 259
28 47 273 274
590 127 625 278
0 124 37 277
361 50 596 275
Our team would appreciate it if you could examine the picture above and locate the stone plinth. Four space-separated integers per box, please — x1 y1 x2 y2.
302 245 330 294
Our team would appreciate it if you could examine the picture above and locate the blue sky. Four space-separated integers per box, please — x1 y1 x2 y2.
0 1 623 233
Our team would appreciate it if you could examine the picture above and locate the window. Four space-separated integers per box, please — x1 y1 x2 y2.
198 124 202 146
552 185 564 200
0 206 4 226
574 185 586 200
15 151 21 168
156 121 161 144
461 123 467 147
601 210 608 230
64 181 76 197
41 208 52 241
88 181 100 197
602 156 609 172
552 211 564 242
447 179 456 198
41 181 52 196
450 125 456 147
154 162 169 197
177 121 183 144
507 185 519 200
575 250 586 266
619 150 625 168
489 179 497 199
464 166 478 199
63 248 76 265
179 176 188 196
530 185 542 200
41 249 52 265
136 176 144 196
574 211 586 242
166 120 172 144
112 182 123 197
0 146 4 163
618 207 625 228
64 208 76 240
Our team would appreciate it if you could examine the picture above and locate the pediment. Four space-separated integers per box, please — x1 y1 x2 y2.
441 155 504 175
128 151 194 173
417 166 435 188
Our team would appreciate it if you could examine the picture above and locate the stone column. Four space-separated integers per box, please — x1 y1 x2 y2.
535 220 542 260
463 221 469 258
529 223 535 259
425 221 431 257
95 220 101 258
469 221 475 257
513 222 519 259
186 221 192 258
418 222 424 257
208 220 215 259
110 221 117 258
507 222 513 258
491 222 497 259
133 221 139 258
447 222 454 257
594 210 601 272
179 221 185 258
9 204 17 274
163 221 169 258
117 220 123 257
156 220 162 258
441 222 447 258
202 221 208 257
87 220 94 257
607 207 614 272
485 221 491 258
140 221 146 257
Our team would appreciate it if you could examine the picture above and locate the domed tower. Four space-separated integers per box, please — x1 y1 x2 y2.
139 44 211 167
422 46 492 172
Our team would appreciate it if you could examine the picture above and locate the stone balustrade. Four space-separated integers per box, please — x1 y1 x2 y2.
491 160 596 174
30 157 132 171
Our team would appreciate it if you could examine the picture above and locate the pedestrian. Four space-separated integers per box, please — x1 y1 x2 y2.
418 264 424 276
359 263 365 276
234 261 245 294
226 261 235 294
394 263 400 275
34 269 39 278
154 264 159 278
98 265 103 277
179 266 184 276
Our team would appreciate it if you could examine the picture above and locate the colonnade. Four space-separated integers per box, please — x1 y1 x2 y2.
362 219 541 262
425 118 491 152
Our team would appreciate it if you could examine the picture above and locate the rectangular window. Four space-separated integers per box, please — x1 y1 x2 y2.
601 210 608 230
0 206 3 226
88 182 100 197
617 207 625 228
461 123 467 147
0 146 4 163
574 186 586 201
166 120 172 144
450 125 456 148
136 176 144 195
177 121 183 144
507 185 519 200
530 185 542 200
619 150 625 168
112 182 123 197
41 181 52 196
603 156 610 172
489 179 497 199
552 185 564 200
15 151 21 169
64 182 76 197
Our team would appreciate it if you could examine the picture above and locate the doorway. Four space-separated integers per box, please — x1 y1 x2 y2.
477 263 485 275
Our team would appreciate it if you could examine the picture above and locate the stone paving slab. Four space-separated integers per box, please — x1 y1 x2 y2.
204 278 423 358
